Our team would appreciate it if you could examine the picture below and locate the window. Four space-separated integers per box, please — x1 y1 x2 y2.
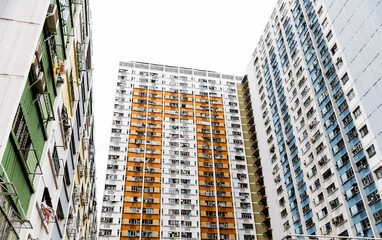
322 222 332 234
283 221 290 231
359 125 369 138
347 89 355 101
52 145 60 175
336 57 343 69
181 210 191 216
326 30 333 41
367 144 376 158
168 232 179 238
341 73 349 85
327 183 336 195
318 6 323 16
353 107 362 119
207 233 217 239
243 224 253 229
69 70 75 102
168 220 179 227
169 209 179 215
329 198 340 210
375 167 382 179
181 221 192 227
105 185 117 190
331 44 338 55
41 187 53 218
244 235 255 240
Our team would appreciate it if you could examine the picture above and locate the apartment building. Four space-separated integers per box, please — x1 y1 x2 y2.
0 0 97 239
99 61 267 240
244 0 382 238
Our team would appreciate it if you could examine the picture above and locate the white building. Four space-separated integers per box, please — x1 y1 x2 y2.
0 0 97 239
244 0 382 238
99 61 257 240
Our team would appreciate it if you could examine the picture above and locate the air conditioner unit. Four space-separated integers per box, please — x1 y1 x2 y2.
32 71 46 94
46 4 58 33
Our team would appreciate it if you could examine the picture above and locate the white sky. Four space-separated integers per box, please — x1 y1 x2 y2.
91 0 277 219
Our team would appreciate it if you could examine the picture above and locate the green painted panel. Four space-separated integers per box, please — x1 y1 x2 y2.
1 137 34 218
20 79 46 158
39 31 58 99
88 90 93 116
53 0 67 60
66 7 74 41
54 22 65 61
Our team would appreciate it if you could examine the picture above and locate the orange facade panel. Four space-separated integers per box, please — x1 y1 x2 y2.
200 216 218 222
125 172 161 178
121 88 163 238
121 238 160 240
201 228 218 233
199 185 215 191
123 201 160 207
124 182 161 188
127 152 145 158
121 213 141 219
200 206 218 211
218 218 236 224
219 229 236 234
124 191 142 197
198 196 218 201
195 94 236 237
143 192 161 198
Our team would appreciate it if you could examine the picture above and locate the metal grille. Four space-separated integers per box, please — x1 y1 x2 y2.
12 105 31 160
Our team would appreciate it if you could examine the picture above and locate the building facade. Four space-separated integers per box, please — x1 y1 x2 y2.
99 61 267 240
244 0 382 238
0 0 97 239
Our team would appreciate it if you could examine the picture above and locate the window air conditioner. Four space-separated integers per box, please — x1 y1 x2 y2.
46 4 58 33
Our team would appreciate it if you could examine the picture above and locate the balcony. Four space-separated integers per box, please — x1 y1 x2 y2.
245 94 251 104
249 124 256 134
262 215 271 226
263 226 272 238
247 109 254 118
258 185 265 195
248 116 255 125
256 166 263 176
250 131 258 142
245 102 253 111
244 87 250 97
242 75 249 87
251 158 260 168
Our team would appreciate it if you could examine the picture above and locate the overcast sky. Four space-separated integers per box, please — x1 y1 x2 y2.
91 0 277 218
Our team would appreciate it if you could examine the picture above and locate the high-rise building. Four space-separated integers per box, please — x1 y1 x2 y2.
0 0 97 239
243 0 382 238
99 61 268 240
